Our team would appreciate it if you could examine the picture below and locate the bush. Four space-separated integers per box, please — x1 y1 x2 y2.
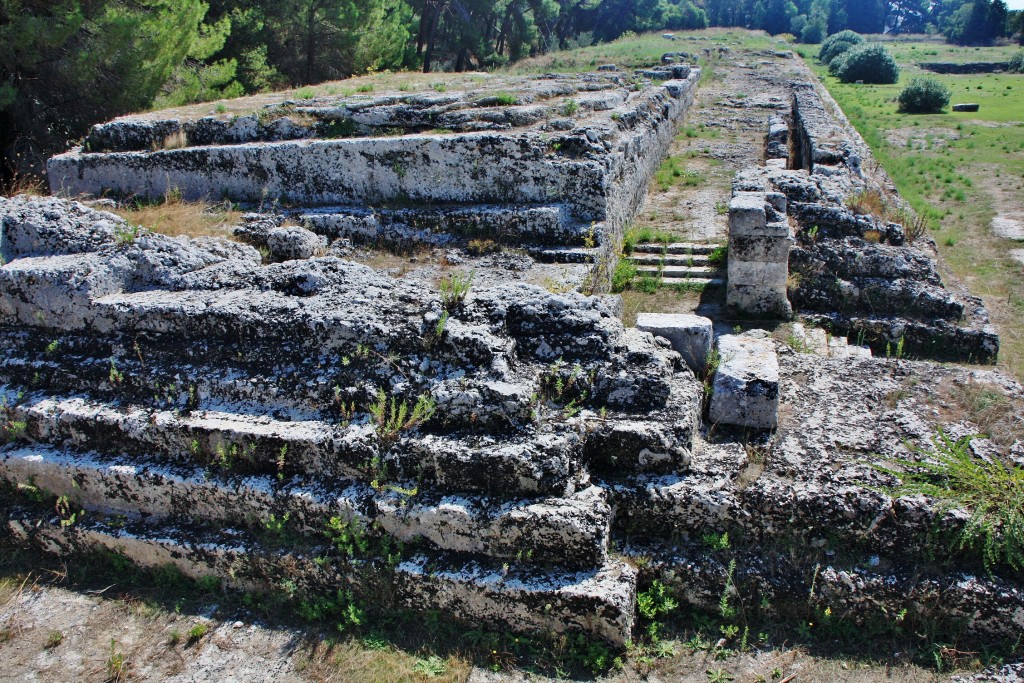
1010 51 1024 74
898 77 951 113
831 43 900 84
818 29 864 65
800 18 826 45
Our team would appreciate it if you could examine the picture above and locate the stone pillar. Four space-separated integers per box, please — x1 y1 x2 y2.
727 191 793 320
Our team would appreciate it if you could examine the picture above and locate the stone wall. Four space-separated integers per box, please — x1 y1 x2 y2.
48 69 700 273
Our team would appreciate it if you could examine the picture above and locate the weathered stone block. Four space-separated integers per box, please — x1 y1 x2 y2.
727 260 790 288
635 312 712 374
709 333 780 429
266 226 326 261
729 234 792 263
728 194 766 234
952 103 980 112
727 283 793 320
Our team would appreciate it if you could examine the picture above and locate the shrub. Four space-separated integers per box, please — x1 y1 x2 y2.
818 29 864 65
831 43 899 84
874 430 1024 573
1009 51 1024 74
898 77 951 113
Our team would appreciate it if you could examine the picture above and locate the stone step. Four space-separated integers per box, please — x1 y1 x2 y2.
3 392 585 496
708 331 779 430
7 510 636 645
629 254 714 267
636 265 720 279
0 445 610 567
660 276 725 288
631 242 724 255
296 204 606 249
789 322 872 359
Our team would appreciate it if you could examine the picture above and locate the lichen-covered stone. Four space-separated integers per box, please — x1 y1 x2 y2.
708 332 779 429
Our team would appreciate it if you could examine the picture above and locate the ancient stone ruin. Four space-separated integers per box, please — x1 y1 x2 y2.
3 54 1023 653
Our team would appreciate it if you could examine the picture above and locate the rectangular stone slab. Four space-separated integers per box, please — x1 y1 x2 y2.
709 333 780 429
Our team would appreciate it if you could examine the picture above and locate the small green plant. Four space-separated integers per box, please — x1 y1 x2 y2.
637 579 678 621
611 259 637 293
466 238 500 256
431 82 447 92
874 429 1024 573
413 655 448 678
108 358 124 384
186 623 208 645
368 390 436 444
433 311 449 339
356 84 374 93
438 270 474 312
707 244 727 266
55 495 83 527
214 103 227 114
44 630 63 649
295 86 316 100
106 639 128 682
706 668 735 683
114 223 140 245
561 98 579 116
702 531 730 551
494 92 517 105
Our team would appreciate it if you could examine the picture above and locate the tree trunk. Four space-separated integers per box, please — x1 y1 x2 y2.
423 0 445 72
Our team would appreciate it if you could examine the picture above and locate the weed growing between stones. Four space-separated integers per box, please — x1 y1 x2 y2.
1 399 27 445
438 270 473 312
368 390 436 445
622 226 674 254
874 429 1024 573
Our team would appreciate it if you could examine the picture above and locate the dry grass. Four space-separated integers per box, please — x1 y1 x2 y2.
933 379 1024 450
1 173 47 198
110 194 242 240
298 638 470 683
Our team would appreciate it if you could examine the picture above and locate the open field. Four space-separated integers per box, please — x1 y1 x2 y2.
806 40 1024 378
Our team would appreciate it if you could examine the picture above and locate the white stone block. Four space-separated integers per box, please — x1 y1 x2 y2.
635 313 713 374
709 333 779 429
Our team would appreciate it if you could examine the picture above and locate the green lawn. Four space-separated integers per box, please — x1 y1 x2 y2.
807 42 1024 378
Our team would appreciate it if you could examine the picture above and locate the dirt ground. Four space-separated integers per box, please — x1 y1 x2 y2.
0 572 964 683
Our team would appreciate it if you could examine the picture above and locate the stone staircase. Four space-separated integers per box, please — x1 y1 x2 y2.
0 195 705 646
626 242 726 287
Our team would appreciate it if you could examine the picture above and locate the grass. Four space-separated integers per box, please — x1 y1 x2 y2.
806 41 1024 379
505 28 779 75
654 156 704 192
110 193 243 240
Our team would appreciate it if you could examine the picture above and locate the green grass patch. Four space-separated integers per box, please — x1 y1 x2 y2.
654 157 704 192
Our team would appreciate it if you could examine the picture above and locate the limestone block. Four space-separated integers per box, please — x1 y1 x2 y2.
952 103 979 112
727 260 790 287
728 194 767 235
729 234 793 264
709 333 780 429
635 312 712 374
266 226 326 261
726 283 793 320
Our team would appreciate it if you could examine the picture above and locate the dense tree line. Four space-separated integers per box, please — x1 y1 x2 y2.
1 0 1021 187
